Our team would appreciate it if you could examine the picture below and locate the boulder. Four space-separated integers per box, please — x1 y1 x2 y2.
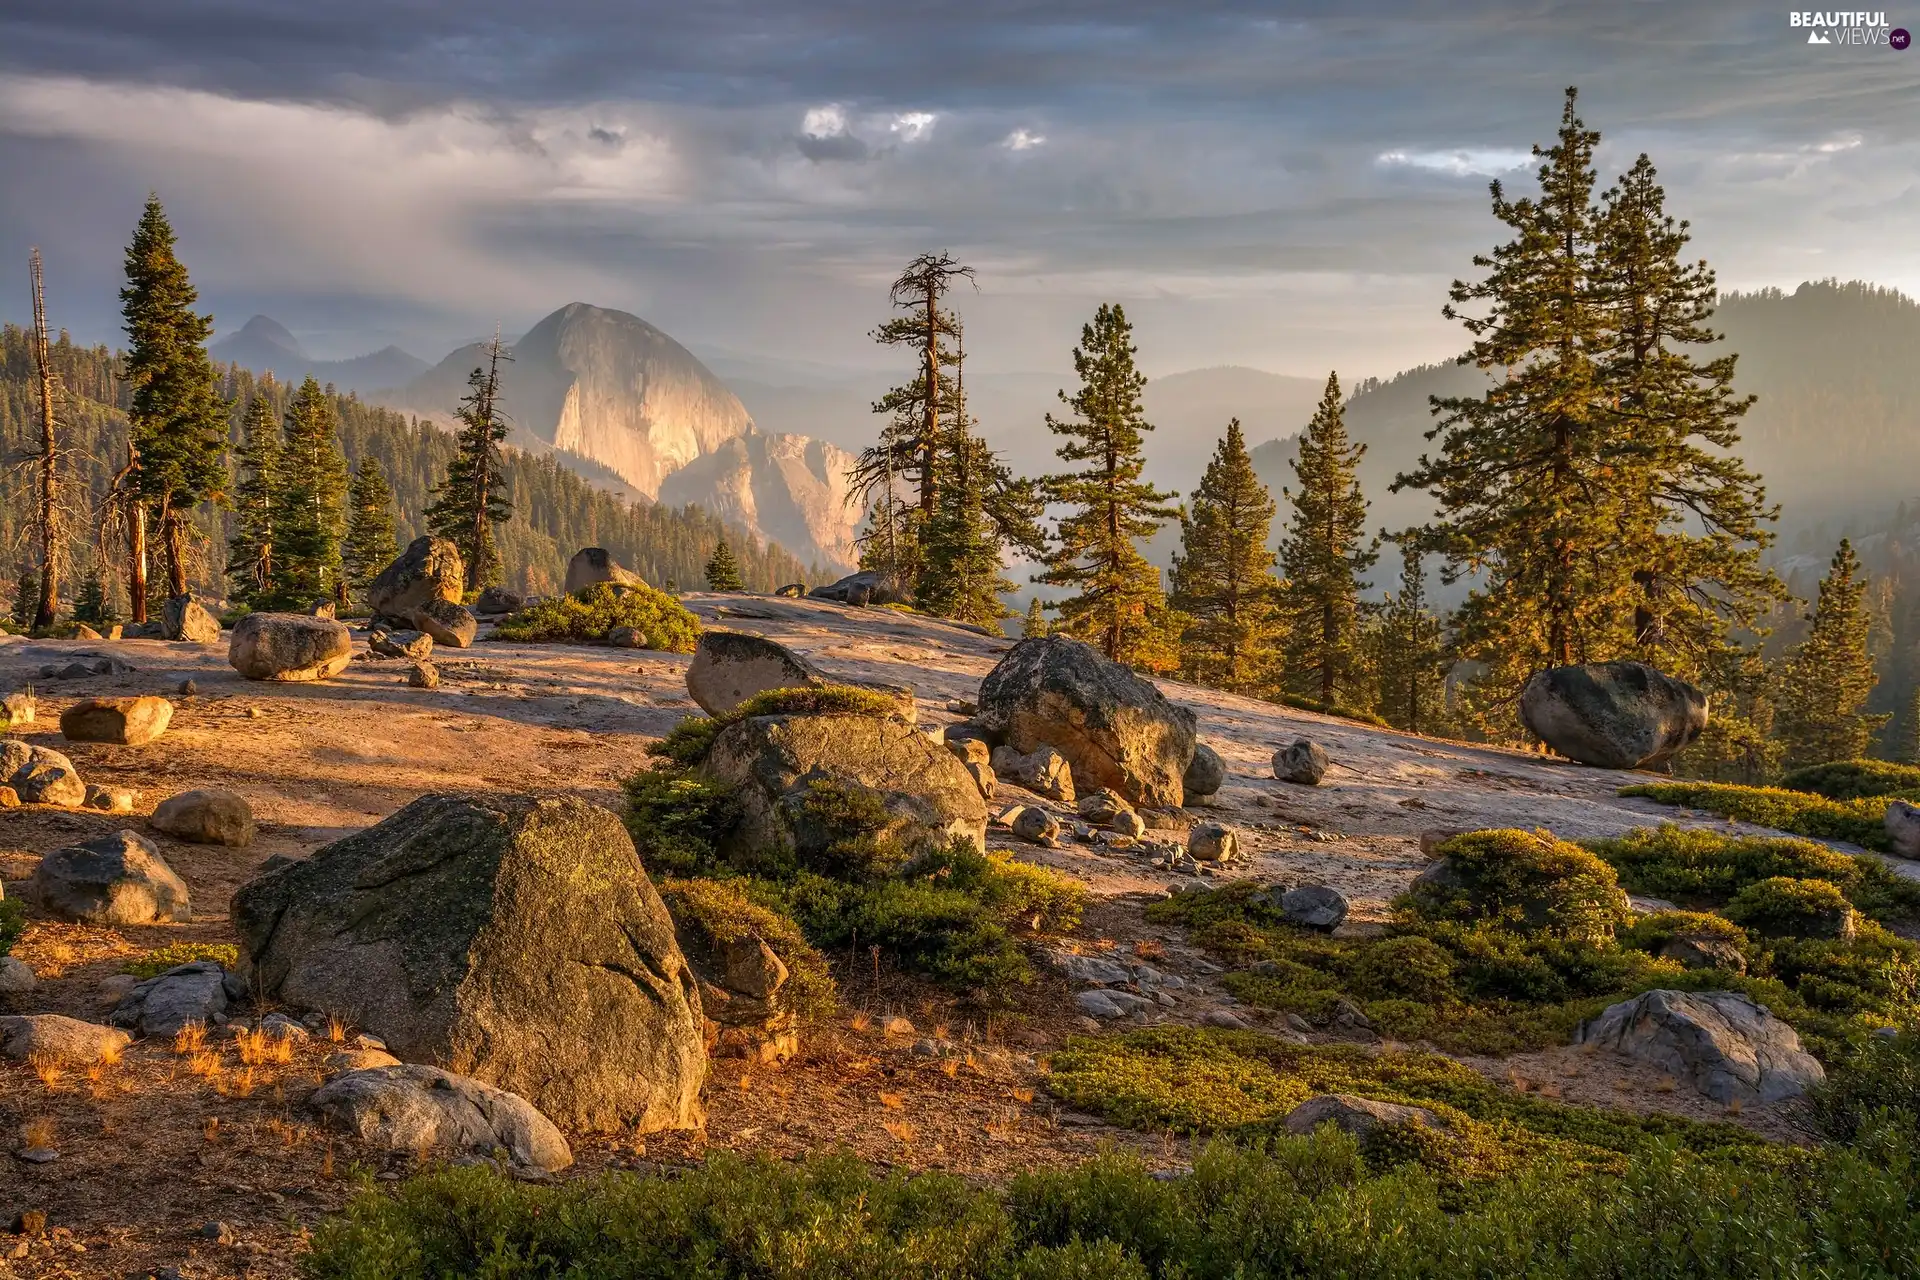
977 636 1197 808
807 570 905 607
307 599 337 619
961 759 996 797
324 1048 402 1075
1284 1094 1443 1140
774 583 806 598
0 1014 131 1064
369 629 433 661
109 960 228 1038
1574 989 1824 1104
991 744 1076 803
1011 807 1061 846
474 586 524 616
368 536 465 623
1109 809 1147 839
608 625 642 648
74 623 101 640
150 788 255 847
410 598 477 649
229 613 353 682
83 784 136 813
233 793 706 1133
60 695 174 746
0 739 85 806
704 713 989 865
1281 884 1349 931
1518 661 1708 770
1273 739 1329 785
409 661 440 689
1187 822 1240 863
947 737 991 769
564 546 644 595
0 956 35 994
28 830 189 924
1886 800 1920 860
1660 931 1747 975
309 1064 572 1173
161 594 222 644
1183 743 1226 799
944 719 1002 752
1077 788 1133 826
686 631 827 716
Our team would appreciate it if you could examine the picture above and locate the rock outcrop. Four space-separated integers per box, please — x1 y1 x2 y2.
28 830 190 924
368 536 464 623
685 631 827 716
229 613 353 681
659 428 863 571
232 793 706 1134
1574 989 1824 1104
1518 661 1708 770
807 570 905 607
977 636 1197 808
309 1064 573 1172
991 744 1076 803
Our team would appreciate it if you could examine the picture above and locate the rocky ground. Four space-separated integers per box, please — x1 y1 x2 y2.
0 594 1906 1277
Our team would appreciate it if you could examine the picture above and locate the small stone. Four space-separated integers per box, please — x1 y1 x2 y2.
83 784 136 814
409 661 440 689
178 679 198 696
0 786 18 809
260 1012 310 1042
1272 739 1329 786
200 1221 235 1245
1072 1016 1102 1033
1011 806 1060 846
1182 743 1227 799
1202 1010 1250 1030
881 1015 916 1037
1186 822 1239 863
1284 1013 1313 1034
945 699 978 715
0 956 36 994
324 1048 402 1074
15 1148 58 1164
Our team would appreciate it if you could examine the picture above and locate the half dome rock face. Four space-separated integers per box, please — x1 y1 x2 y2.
659 428 862 571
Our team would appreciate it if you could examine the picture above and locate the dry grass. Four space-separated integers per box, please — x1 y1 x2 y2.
173 1022 208 1055
881 1120 916 1144
879 1091 905 1110
237 1027 295 1066
188 1051 223 1078
20 1115 56 1149
326 1016 348 1044
29 1051 65 1091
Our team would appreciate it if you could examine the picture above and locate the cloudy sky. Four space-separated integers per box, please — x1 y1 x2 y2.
1 1 1915 380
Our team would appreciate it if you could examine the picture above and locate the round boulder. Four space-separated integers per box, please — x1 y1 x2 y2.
229 612 353 682
368 536 464 623
1187 821 1239 863
1518 660 1707 770
161 593 222 644
564 546 644 594
1273 739 1329 785
1011 806 1061 846
474 586 524 616
1575 989 1823 1104
410 598 477 649
151 788 255 847
309 1064 572 1172
369 629 433 661
1284 1093 1443 1139
686 630 827 716
1281 883 1349 931
28 829 190 924
60 695 174 746
0 1014 131 1064
0 739 85 806
1183 743 1226 799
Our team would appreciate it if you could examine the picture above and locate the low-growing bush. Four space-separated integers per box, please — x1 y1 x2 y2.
1270 692 1390 728
1587 825 1920 922
657 876 837 1018
1404 829 1631 943
650 683 899 767
0 898 24 957
1345 935 1456 1003
622 768 741 876
490 582 700 651
1779 758 1920 801
121 942 238 977
1724 877 1858 940
1619 781 1892 851
1812 1027 1920 1142
1622 910 1750 961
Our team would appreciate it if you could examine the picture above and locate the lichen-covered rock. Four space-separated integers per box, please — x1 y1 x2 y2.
992 744 1076 803
369 628 433 661
309 1064 572 1172
84 784 136 813
0 739 85 806
1272 739 1329 785
807 570 905 606
1187 821 1239 863
0 1014 131 1064
1575 989 1824 1104
410 598 477 649
109 960 228 1038
564 546 644 594
1519 661 1708 770
409 661 440 689
1183 743 1226 798
28 830 190 924
686 631 827 716
1281 883 1349 931
60 695 174 746
151 788 255 847
233 793 705 1134
474 586 524 616
978 637 1196 808
229 613 353 681
1886 799 1920 859
162 594 222 644
369 536 464 623
1284 1094 1443 1139
1011 806 1061 846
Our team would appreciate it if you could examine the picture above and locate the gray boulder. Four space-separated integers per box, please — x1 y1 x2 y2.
369 536 465 623
60 695 174 746
1281 883 1349 931
84 784 136 813
1574 989 1823 1104
150 788 255 847
28 830 190 924
232 793 705 1134
410 598 477 649
162 594 222 644
0 1014 131 1064
1518 661 1708 770
109 960 228 1038
992 743 1076 803
807 570 905 607
229 612 353 681
1187 822 1240 863
565 546 644 594
1011 806 1061 846
369 628 433 661
1077 789 1135 827
1273 739 1329 785
474 586 524 616
1183 743 1226 799
1284 1094 1443 1139
0 956 35 994
977 636 1197 808
0 739 85 806
1886 800 1920 860
774 583 806 598
309 1064 572 1172
409 661 440 689
685 631 827 716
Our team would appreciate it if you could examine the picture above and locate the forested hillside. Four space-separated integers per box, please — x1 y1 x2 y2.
0 326 817 611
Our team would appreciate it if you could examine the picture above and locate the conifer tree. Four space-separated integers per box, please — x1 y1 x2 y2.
226 393 282 607
1899 685 1920 765
10 560 35 631
1037 304 1180 666
342 456 398 604
704 539 744 592
72 567 114 627
273 376 348 607
916 332 1020 625
1775 540 1888 769
1170 419 1285 694
1370 548 1449 735
1022 596 1049 638
1280 374 1377 705
119 195 228 600
426 338 513 592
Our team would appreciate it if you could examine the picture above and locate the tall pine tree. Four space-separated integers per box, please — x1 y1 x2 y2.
226 393 282 607
1369 548 1450 735
1280 374 1376 705
119 195 228 602
273 376 348 607
916 329 1022 625
704 539 743 592
1775 540 1887 769
426 338 513 592
1022 596 1050 638
1037 304 1180 667
1170 419 1285 694
342 456 398 605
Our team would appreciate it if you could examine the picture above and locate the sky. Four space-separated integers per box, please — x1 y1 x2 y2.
1 1 1916 381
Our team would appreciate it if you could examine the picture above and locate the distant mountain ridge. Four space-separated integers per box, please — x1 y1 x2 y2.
209 315 428 396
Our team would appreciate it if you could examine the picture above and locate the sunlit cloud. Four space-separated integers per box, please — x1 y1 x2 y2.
890 111 936 141
1003 128 1046 151
1375 147 1532 177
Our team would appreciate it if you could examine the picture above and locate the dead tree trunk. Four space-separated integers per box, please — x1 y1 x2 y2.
28 249 60 632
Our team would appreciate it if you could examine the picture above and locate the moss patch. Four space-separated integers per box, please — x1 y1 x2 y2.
1586 825 1920 923
1619 781 1892 851
490 582 700 650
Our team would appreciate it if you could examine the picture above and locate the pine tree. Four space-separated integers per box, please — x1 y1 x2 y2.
226 393 282 607
1022 596 1049 638
1899 685 1920 765
273 376 348 607
916 330 1018 625
1037 304 1180 667
72 567 114 627
704 539 744 592
1369 548 1450 735
425 338 513 592
342 456 398 604
1170 419 1285 695
1280 374 1377 705
1775 540 1888 769
119 195 228 601
10 560 36 631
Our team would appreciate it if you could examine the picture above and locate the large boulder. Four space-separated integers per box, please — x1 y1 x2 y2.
0 1014 131 1065
703 712 989 867
1518 661 1708 770
474 586 524 616
1574 989 1823 1104
686 631 827 716
232 793 706 1134
28 830 190 924
807 570 905 607
1886 800 1920 860
150 788 255 847
565 546 644 594
229 612 353 682
368 536 464 623
162 594 222 644
0 739 85 806
1273 739 1329 785
1284 1094 1443 1140
410 598 477 649
976 636 1197 808
60 695 174 746
1183 743 1226 799
108 960 228 1038
309 1065 572 1173
369 628 433 661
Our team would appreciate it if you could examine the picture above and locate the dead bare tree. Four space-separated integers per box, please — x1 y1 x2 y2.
26 249 65 631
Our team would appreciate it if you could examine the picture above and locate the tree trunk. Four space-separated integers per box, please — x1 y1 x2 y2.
28 249 59 633
920 280 939 519
161 503 189 598
128 500 149 624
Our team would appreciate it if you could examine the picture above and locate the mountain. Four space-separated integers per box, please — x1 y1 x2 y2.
209 315 430 396
382 303 861 568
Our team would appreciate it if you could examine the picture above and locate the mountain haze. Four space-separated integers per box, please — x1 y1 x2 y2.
208 315 428 395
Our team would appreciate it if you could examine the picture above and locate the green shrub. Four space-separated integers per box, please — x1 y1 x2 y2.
1405 829 1631 942
121 942 238 978
793 776 912 880
1619 781 1892 851
773 869 1033 992
1271 692 1390 727
622 767 742 876
0 898 24 958
490 582 700 650
1345 935 1456 1003
1586 824 1920 922
1779 758 1920 801
649 683 899 767
1723 877 1858 940
657 877 836 1018
1812 1028 1920 1141
1621 910 1750 959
